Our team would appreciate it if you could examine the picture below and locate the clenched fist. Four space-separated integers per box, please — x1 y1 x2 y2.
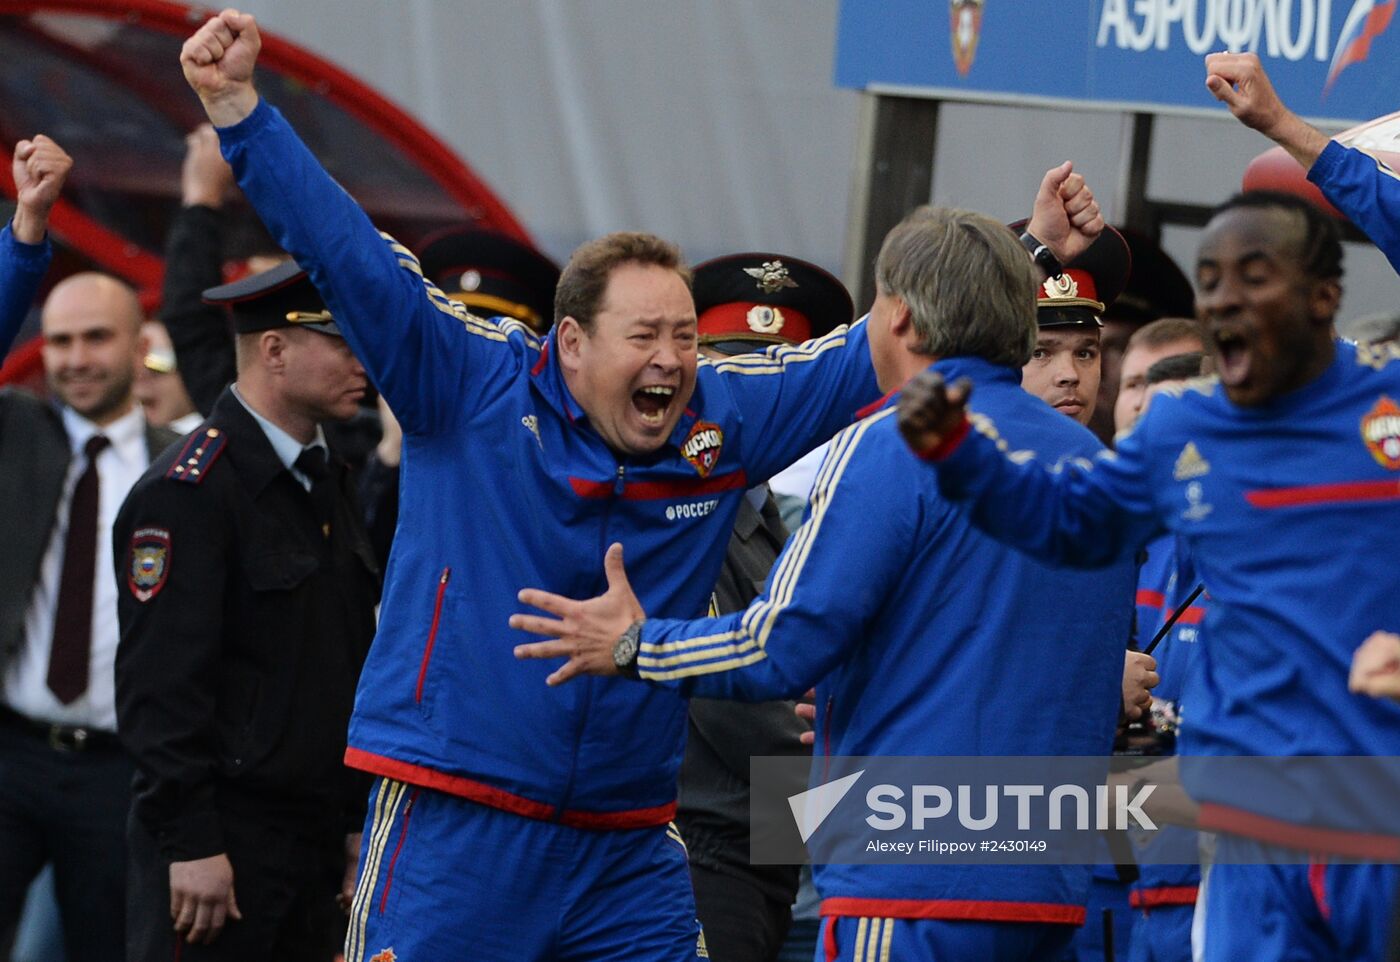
1121 650 1159 722
181 8 262 127
896 371 972 459
1025 161 1104 268
11 135 72 244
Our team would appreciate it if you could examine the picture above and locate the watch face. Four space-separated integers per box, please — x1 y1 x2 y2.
614 625 641 669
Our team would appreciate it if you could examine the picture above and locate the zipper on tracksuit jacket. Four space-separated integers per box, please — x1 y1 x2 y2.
554 462 626 820
414 567 451 703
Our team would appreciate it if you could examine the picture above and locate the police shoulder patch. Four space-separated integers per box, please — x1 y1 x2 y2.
128 527 171 602
165 427 227 485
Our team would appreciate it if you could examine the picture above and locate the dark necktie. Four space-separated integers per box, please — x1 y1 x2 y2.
295 446 335 538
48 434 110 704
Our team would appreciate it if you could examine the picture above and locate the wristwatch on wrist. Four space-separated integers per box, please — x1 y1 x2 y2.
1019 229 1063 279
613 619 644 678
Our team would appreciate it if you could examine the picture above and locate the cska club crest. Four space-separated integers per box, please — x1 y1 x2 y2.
1361 395 1400 469
950 0 985 77
681 421 724 478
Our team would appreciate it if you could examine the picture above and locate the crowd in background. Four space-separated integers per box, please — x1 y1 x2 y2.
1 13 1399 962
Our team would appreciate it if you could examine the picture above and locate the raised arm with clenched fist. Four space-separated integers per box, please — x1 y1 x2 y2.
180 8 262 127
11 135 72 245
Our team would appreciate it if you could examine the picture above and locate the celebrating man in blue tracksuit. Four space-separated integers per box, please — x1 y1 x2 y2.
1206 51 1400 275
514 207 1135 961
179 11 1104 960
893 188 1400 961
2 134 70 361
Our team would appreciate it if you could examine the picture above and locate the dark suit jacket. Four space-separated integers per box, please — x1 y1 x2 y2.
0 388 177 677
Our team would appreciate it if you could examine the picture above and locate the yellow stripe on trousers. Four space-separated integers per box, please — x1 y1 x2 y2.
345 779 407 962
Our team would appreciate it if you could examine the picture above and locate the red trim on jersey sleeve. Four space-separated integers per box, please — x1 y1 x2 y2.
917 417 972 462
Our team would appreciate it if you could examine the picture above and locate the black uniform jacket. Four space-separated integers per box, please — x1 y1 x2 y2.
114 386 379 862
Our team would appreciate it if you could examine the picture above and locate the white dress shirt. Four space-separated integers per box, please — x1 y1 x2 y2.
768 441 830 503
231 385 327 491
3 404 150 729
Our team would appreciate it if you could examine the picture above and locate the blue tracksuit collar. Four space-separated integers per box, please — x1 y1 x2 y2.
1226 341 1345 419
530 333 588 423
863 355 1022 418
530 330 700 451
929 354 1023 389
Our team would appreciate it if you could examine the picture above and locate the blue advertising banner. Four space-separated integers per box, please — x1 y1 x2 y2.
836 0 1400 123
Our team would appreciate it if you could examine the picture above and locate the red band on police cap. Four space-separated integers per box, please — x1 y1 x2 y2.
1036 267 1103 311
697 302 811 345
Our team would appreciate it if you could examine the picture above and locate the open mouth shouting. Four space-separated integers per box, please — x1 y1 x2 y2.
632 384 677 428
1211 326 1251 392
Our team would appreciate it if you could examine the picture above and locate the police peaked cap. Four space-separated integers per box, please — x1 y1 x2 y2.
415 226 561 333
1010 221 1132 331
202 260 342 338
1110 227 1195 324
691 252 854 351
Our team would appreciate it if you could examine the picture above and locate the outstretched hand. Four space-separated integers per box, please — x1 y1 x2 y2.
511 543 646 686
896 373 972 459
181 8 262 127
1026 161 1104 266
1204 51 1328 169
11 135 72 244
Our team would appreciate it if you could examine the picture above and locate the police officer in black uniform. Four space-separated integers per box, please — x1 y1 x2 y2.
114 262 380 960
680 252 854 962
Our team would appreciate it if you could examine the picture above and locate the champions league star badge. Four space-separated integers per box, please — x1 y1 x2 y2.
681 421 724 478
128 527 171 602
950 0 984 77
1362 395 1400 469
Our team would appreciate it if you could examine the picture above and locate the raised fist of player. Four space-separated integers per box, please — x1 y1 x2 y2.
180 8 262 127
1026 162 1104 267
896 372 972 460
11 135 72 244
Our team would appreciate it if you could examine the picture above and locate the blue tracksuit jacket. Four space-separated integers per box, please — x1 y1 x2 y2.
926 344 1400 852
1308 140 1400 276
217 101 880 827
638 356 1136 922
0 224 50 363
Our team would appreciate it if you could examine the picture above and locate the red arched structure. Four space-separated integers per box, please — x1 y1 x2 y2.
1 0 533 384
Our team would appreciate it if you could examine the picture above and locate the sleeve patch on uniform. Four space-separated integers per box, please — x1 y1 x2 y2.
165 428 227 485
128 528 171 602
